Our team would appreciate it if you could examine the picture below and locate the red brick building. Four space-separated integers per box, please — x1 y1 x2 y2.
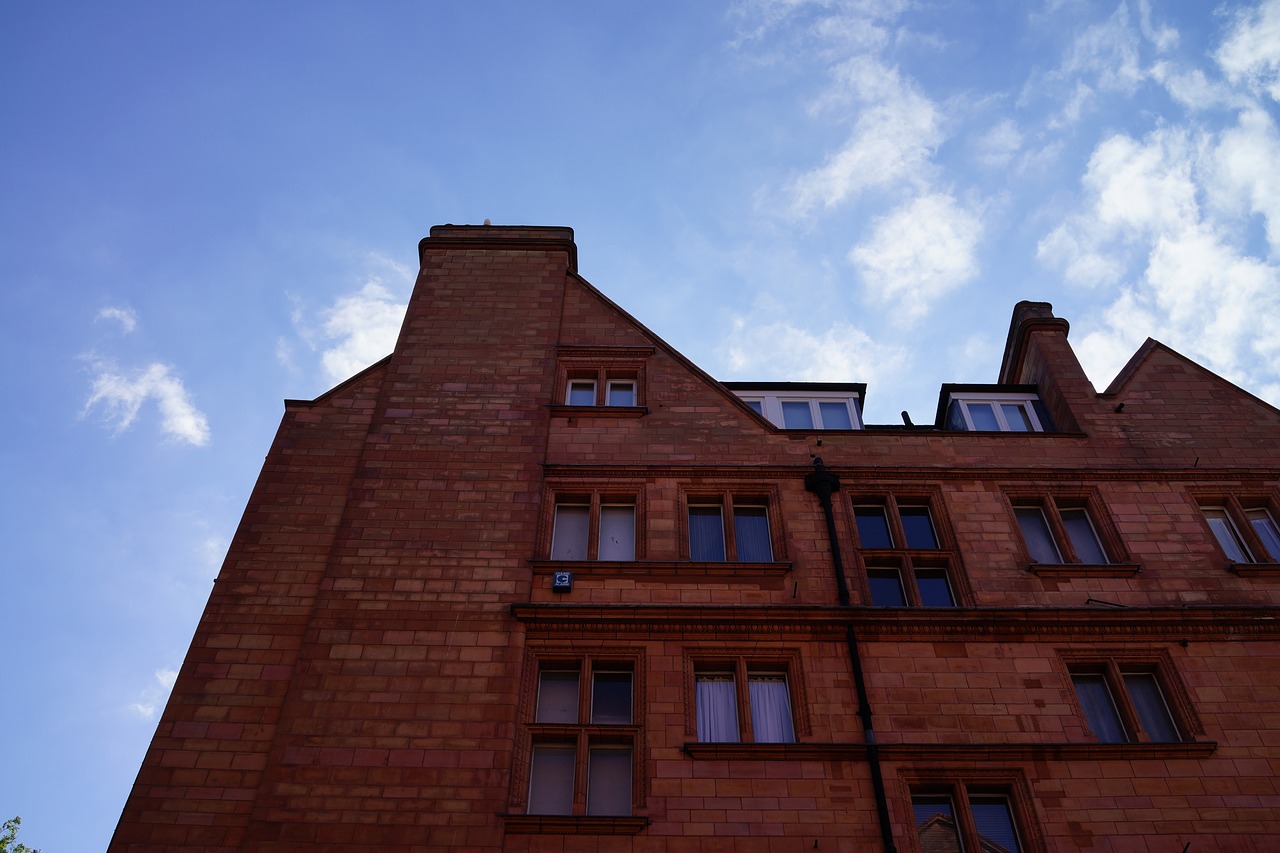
112 225 1280 851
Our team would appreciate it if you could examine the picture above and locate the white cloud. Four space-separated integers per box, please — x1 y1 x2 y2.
1135 0 1178 53
1150 62 1236 110
83 359 210 446
1041 105 1280 402
96 306 137 334
1216 0 1280 102
299 254 414 385
127 668 180 721
1037 127 1200 286
1059 2 1143 94
791 57 943 213
849 193 983 322
1204 106 1280 253
974 119 1023 168
320 282 405 383
723 301 909 385
1047 80 1094 130
1085 130 1199 235
1078 224 1280 394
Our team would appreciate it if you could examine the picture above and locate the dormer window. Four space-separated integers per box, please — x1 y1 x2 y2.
939 387 1052 432
723 382 864 430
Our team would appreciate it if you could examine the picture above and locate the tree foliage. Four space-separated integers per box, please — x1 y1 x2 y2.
0 817 40 853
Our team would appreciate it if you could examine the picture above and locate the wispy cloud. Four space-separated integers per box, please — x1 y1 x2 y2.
974 119 1023 168
288 253 414 385
127 668 179 721
1040 96 1280 400
83 359 211 446
722 292 911 387
1215 0 1280 102
96 306 137 334
849 192 983 323
791 57 942 213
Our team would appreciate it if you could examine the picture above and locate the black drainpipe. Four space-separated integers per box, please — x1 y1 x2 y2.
805 458 898 853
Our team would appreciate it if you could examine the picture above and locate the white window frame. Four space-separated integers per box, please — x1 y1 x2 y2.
566 379 597 406
947 392 1045 432
606 379 636 407
734 392 862 430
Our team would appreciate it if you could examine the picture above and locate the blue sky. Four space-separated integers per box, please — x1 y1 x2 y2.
3 1 1280 848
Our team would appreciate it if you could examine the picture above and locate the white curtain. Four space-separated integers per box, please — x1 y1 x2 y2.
749 676 795 743
696 676 739 742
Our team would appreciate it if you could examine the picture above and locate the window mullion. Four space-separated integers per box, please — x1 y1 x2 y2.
1043 499 1079 563
735 659 753 743
587 494 602 560
953 783 982 851
884 496 907 552
901 556 922 606
1105 662 1141 742
573 730 589 814
723 492 739 561
1231 497 1272 563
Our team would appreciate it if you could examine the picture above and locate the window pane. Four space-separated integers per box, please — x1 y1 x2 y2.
867 569 906 606
900 506 938 549
689 505 726 561
1247 509 1280 561
781 401 814 429
695 675 739 742
599 504 635 561
1061 508 1108 564
1071 672 1127 743
607 381 635 407
912 796 961 849
748 675 795 743
745 400 763 414
1204 508 1251 562
586 747 632 816
967 402 1000 430
915 569 955 607
535 670 579 723
734 504 772 562
567 380 595 406
1001 403 1034 432
591 671 632 725
1015 507 1061 563
528 746 575 815
970 795 1023 853
1122 672 1180 743
550 505 589 560
818 402 853 430
854 506 894 548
